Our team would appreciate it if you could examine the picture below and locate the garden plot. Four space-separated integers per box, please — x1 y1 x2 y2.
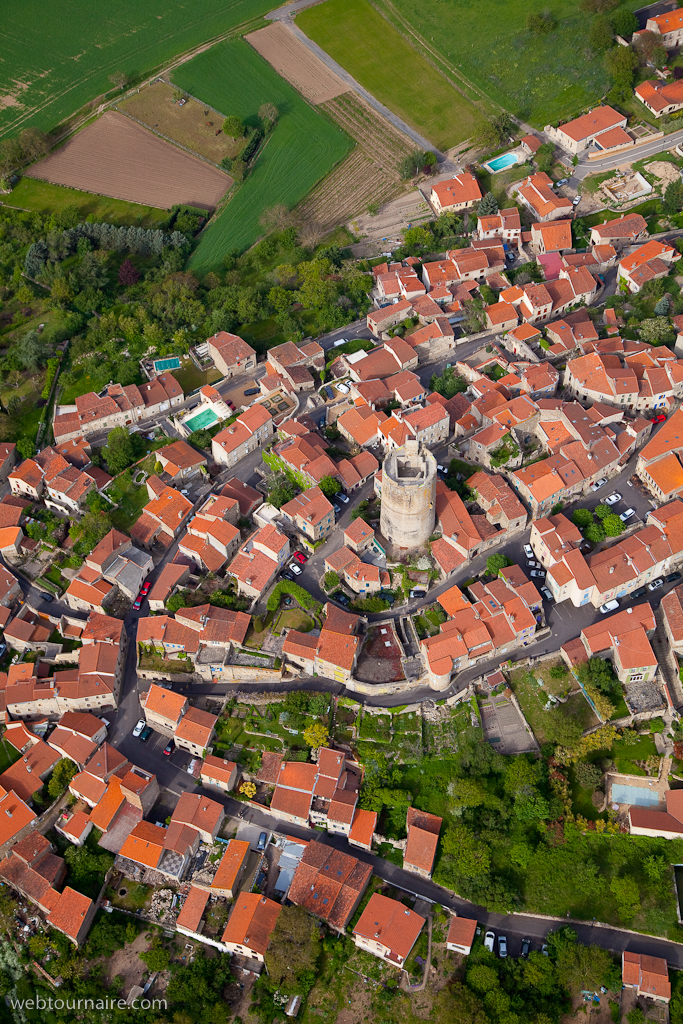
246 22 349 105
423 700 477 755
26 112 229 210
480 694 538 755
508 662 598 746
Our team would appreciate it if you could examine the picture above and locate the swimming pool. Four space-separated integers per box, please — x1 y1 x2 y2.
611 783 660 808
484 151 520 173
153 356 181 373
184 407 218 432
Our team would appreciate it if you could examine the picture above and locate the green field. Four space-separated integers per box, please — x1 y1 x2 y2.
1 178 169 227
0 0 278 138
374 0 644 128
297 0 481 150
173 38 352 271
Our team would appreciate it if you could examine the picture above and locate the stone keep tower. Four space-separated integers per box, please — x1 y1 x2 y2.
380 439 437 555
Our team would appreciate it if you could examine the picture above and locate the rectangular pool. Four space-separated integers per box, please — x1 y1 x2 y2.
485 151 520 173
185 407 218 432
153 356 181 373
611 783 660 807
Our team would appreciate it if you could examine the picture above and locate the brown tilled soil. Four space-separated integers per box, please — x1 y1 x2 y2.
246 22 349 105
355 623 405 683
118 81 238 165
26 111 230 210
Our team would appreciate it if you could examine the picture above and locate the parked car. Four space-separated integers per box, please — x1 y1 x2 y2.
599 599 619 614
132 719 145 738
288 562 302 576
556 178 569 186
324 386 335 400
257 831 268 851
281 571 296 582
590 478 607 491
141 581 152 595
336 593 351 606
540 587 553 601
526 559 541 569
244 388 260 396
293 551 308 564
133 596 143 610
632 586 647 598
333 338 349 348
139 726 152 742
620 508 636 521
335 382 350 394
498 935 508 958
524 544 534 559
648 578 664 591
666 571 682 583
333 503 342 515
484 931 495 953
530 570 546 579
605 492 621 505
338 493 349 504
186 758 198 775
541 944 549 957
572 196 581 206
651 413 667 424
227 400 236 410
163 740 174 756
521 938 531 958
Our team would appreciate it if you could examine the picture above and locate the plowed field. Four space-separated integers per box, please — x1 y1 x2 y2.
246 22 348 105
295 92 414 230
25 111 230 210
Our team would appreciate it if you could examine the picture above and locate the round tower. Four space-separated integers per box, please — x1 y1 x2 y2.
380 439 437 556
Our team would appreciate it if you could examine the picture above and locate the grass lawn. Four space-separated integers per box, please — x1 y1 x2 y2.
610 733 658 776
59 360 144 405
376 0 646 128
568 766 606 822
172 360 223 395
108 465 152 533
0 0 277 137
240 318 288 355
509 666 598 746
175 38 352 268
138 651 192 674
297 0 480 150
1 178 169 227
0 734 21 774
274 608 314 633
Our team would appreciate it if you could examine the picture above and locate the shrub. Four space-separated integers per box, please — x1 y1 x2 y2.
267 582 318 612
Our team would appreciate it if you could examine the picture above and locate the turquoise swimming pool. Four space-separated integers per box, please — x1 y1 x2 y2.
611 783 660 808
485 152 519 173
185 407 218 432
153 356 181 373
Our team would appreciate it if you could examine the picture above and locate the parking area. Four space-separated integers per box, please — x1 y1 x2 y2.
234 820 271 851
222 378 261 410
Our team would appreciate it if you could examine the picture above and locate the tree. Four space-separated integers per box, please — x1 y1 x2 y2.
260 203 294 232
259 102 279 124
441 824 491 877
399 150 425 178
223 115 244 139
634 30 668 68
572 508 593 528
403 225 433 253
590 14 614 51
435 982 488 1024
70 509 114 554
430 366 468 398
19 128 49 161
585 521 605 545
17 330 51 372
323 570 340 590
577 656 620 698
553 931 613 993
47 757 78 800
269 479 295 508
474 113 516 149
140 945 171 972
319 475 341 499
303 721 328 749
574 761 603 789
108 70 128 90
654 296 670 316
103 426 137 475
478 192 499 216
640 317 674 345
535 141 556 174
16 437 34 460
239 780 256 798
605 46 640 89
265 905 321 988
664 179 683 214
118 258 140 286
486 553 513 577
0 137 23 176
611 8 638 36
603 513 624 537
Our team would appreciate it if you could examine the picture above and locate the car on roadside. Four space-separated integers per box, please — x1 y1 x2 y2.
484 931 495 953
336 593 351 606
324 386 335 400
542 944 549 957
524 544 534 559
281 571 296 582
333 503 342 516
293 551 307 564
132 719 145 738
648 578 664 591
141 581 152 595
338 493 349 504
600 599 619 614
257 831 268 852
572 196 581 206
163 740 174 756
590 478 608 492
521 938 531 958
526 559 541 569
541 587 553 601
530 570 546 578
651 413 667 424
244 388 260 396
632 586 647 598
139 726 152 742
226 400 236 410
186 758 198 775
40 592 54 603
288 562 302 576
498 935 508 958
335 382 350 395
666 571 682 583
620 508 636 522
605 493 621 505
133 595 143 610
556 178 569 186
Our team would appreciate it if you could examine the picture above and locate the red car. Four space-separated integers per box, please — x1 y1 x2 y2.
651 413 667 424
141 581 152 595
293 551 308 564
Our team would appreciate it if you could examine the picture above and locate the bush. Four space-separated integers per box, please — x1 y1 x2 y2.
267 582 318 612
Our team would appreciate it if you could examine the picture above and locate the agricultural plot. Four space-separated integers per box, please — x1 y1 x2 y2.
26 112 230 210
1 178 169 227
246 22 349 105
296 92 414 230
174 38 352 270
380 0 644 127
118 82 238 165
296 0 481 150
0 0 277 137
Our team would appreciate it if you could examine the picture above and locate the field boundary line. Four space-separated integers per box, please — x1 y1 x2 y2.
113 106 233 177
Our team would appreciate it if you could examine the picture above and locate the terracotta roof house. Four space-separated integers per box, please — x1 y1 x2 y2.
636 77 683 116
531 220 573 254
447 915 478 955
551 106 628 153
348 807 377 851
155 439 207 482
170 791 225 843
211 839 250 898
221 893 281 963
288 843 372 932
141 684 188 735
618 239 680 293
515 173 573 222
430 173 482 213
200 755 238 794
207 331 257 378
645 6 683 46
47 886 96 946
403 807 442 879
622 951 671 1002
353 893 425 966
590 214 648 248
